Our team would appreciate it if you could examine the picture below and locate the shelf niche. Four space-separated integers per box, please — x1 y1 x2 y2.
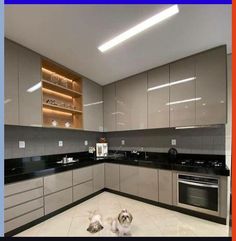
41 59 83 129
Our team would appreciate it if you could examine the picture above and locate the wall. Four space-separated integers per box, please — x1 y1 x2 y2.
4 125 101 159
105 126 225 155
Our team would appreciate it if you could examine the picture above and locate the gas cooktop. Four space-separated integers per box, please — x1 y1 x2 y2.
177 159 224 168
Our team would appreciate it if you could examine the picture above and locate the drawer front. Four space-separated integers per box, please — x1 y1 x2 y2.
44 171 72 195
44 188 72 215
5 178 43 197
73 180 93 202
5 197 43 222
73 166 93 186
5 187 43 209
5 208 44 233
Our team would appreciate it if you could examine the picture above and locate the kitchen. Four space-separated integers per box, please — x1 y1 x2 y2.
4 4 232 237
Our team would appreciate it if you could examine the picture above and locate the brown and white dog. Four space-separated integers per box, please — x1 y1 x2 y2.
111 209 133 236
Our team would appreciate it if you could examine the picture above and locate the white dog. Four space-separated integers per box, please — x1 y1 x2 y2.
111 209 133 236
87 211 104 233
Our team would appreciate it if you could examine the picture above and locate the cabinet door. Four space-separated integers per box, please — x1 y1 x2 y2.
116 73 147 130
138 167 158 201
120 165 138 196
93 163 105 192
18 46 42 126
44 188 72 215
73 166 93 186
105 163 120 191
44 171 72 195
148 65 170 128
103 83 116 132
73 180 93 202
170 57 196 127
159 169 173 205
83 78 103 131
4 39 19 125
195 46 227 125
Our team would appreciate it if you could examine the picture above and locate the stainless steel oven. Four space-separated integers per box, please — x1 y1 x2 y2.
177 174 219 216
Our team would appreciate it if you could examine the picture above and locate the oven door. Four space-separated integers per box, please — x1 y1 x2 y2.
177 175 219 216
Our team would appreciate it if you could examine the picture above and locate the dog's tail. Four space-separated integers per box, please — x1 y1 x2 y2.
106 217 117 233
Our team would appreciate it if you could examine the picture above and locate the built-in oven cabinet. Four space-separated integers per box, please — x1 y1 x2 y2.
172 171 228 218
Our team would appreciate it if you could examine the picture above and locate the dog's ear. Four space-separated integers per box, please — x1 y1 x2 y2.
129 212 133 222
118 212 123 224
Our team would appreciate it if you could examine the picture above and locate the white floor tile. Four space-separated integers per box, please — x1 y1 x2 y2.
15 192 230 237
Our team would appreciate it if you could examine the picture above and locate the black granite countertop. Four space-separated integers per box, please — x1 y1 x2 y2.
5 151 230 184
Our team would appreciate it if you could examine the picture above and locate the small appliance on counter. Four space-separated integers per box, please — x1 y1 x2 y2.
96 142 108 157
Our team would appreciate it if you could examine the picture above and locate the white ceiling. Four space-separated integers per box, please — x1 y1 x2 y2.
5 4 231 85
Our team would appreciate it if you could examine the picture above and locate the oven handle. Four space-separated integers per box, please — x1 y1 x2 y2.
178 180 219 188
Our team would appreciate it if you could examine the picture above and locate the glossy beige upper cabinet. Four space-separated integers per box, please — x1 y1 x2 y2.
103 83 116 132
18 46 42 127
170 57 196 127
83 78 103 132
4 39 19 125
195 46 227 125
116 73 147 131
147 65 170 128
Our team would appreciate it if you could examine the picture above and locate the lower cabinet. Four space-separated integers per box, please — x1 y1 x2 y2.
138 167 158 201
158 169 173 205
120 165 138 196
44 188 73 215
5 208 44 233
105 163 120 191
73 180 93 202
93 163 105 192
4 178 44 233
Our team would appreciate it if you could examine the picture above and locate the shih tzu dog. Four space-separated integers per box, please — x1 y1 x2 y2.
87 211 104 234
111 209 133 236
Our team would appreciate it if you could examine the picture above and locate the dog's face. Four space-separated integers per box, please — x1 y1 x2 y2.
118 209 133 227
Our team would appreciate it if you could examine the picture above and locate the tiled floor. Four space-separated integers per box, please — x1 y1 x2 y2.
16 192 230 237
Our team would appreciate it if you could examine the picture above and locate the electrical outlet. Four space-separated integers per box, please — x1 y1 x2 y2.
171 139 176 146
121 140 125 145
19 141 25 149
58 141 63 147
84 140 88 146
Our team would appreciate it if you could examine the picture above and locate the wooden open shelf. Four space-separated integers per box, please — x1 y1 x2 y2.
43 103 82 114
42 80 82 97
41 59 83 129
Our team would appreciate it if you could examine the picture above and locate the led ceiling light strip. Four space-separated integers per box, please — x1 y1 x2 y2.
98 5 179 52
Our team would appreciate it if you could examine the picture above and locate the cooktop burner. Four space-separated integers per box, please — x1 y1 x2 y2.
177 159 224 168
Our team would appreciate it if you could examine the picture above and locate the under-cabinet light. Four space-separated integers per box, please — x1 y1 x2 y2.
83 101 103 107
42 88 72 99
98 5 179 52
43 108 72 116
42 68 74 83
27 82 42 93
175 125 222 130
147 77 196 92
166 97 202 106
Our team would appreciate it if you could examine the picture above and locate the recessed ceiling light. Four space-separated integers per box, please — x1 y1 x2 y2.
98 5 179 53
